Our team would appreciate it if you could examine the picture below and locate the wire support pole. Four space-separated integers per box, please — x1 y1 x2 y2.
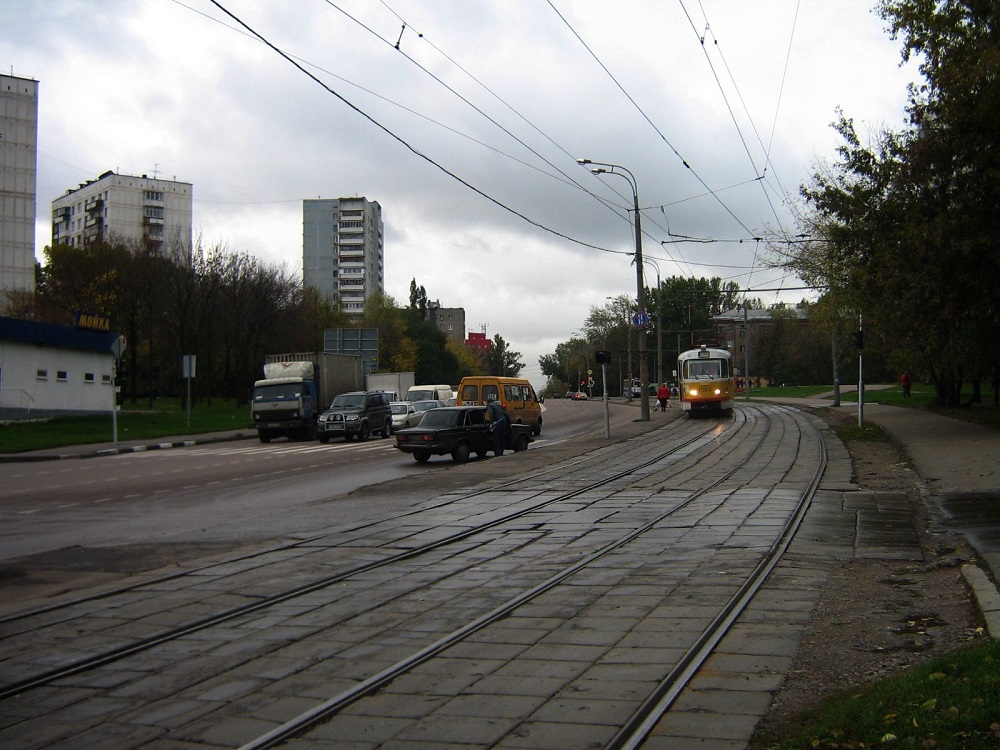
579 159 650 421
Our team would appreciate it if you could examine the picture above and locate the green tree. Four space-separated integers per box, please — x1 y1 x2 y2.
781 0 1000 406
489 333 524 377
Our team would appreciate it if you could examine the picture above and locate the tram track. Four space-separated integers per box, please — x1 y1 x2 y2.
0 403 829 749
0 415 730 698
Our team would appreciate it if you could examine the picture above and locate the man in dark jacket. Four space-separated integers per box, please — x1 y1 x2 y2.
486 399 508 457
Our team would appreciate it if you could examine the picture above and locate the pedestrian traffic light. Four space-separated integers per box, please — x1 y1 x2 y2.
851 330 864 349
595 350 611 364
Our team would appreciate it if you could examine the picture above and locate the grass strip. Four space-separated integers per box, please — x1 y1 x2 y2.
752 639 1000 750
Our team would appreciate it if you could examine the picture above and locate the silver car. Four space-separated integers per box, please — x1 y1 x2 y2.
390 401 422 430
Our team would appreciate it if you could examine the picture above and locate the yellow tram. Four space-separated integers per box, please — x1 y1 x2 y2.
677 345 735 414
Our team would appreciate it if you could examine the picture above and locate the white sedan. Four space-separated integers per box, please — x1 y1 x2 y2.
390 401 422 430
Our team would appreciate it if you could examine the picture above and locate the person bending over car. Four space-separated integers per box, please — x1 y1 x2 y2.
486 399 508 457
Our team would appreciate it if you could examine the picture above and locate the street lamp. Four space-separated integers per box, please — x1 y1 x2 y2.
641 257 662 389
579 158 650 420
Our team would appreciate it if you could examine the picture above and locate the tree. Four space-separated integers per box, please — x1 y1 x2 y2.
361 290 417 372
775 1 1000 406
489 334 524 377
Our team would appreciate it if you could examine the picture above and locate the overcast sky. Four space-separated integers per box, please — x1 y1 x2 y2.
5 0 921 387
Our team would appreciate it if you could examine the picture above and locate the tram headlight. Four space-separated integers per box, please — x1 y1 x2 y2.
688 388 698 396
714 388 721 395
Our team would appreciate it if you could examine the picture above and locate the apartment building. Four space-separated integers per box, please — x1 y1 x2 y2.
0 74 39 298
303 197 384 315
427 301 466 344
51 170 193 253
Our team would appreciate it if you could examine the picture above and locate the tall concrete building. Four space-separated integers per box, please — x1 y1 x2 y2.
0 74 39 299
427 301 466 344
303 197 383 315
51 170 193 254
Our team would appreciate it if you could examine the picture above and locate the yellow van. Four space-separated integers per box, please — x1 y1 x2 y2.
457 376 543 435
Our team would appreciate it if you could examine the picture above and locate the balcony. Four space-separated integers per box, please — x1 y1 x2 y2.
85 197 104 213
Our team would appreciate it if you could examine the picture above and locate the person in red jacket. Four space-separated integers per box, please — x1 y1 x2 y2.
656 382 670 411
900 371 913 398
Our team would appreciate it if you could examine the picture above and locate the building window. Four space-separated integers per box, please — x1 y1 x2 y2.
102 374 113 385
36 369 48 380
57 370 68 381
84 373 96 383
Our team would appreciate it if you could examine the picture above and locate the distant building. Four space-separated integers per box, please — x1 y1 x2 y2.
712 306 809 358
466 331 492 356
427 301 465 344
51 170 193 253
0 74 39 299
0 315 118 419
303 197 384 315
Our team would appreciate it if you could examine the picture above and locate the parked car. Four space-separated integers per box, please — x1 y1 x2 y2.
390 401 422 430
394 405 533 463
317 391 393 442
411 399 445 414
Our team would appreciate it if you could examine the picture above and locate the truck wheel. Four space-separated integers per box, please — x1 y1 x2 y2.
514 434 530 452
358 423 371 441
259 432 272 444
319 435 330 444
451 442 471 463
532 419 542 436
413 450 431 463
476 449 489 459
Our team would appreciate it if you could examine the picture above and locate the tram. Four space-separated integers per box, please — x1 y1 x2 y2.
677 344 735 415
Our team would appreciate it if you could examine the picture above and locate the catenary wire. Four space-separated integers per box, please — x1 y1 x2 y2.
204 0 630 259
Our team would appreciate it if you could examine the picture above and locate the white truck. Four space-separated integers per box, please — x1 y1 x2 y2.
251 353 362 442
365 371 415 403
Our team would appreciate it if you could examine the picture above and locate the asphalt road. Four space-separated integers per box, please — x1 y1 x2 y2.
0 398 649 563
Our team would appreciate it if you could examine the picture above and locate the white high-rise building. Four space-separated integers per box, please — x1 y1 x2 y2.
303 197 383 315
51 170 192 253
0 74 39 299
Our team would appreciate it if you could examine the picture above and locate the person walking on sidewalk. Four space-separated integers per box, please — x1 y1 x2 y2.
656 382 670 411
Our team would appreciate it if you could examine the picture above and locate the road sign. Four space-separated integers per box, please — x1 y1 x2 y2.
111 335 127 359
632 311 650 328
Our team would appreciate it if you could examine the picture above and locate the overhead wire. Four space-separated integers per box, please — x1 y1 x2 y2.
319 0 630 222
371 0 697 280
546 0 761 241
202 0 630 258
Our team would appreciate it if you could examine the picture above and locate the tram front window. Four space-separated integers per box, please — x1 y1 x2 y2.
687 361 723 378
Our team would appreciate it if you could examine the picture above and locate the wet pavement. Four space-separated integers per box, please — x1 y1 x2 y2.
1 397 998 749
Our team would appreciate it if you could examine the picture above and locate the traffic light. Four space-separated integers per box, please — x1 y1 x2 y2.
595 350 611 364
851 330 864 349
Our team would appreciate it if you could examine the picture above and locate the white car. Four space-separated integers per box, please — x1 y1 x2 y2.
390 401 422 430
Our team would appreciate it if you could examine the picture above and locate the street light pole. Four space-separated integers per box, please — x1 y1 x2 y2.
642 257 662 388
579 158 650 421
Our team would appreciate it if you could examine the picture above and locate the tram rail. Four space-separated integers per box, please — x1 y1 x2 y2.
0 403 830 749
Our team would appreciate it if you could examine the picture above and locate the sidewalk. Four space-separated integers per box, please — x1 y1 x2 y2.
756 392 1000 638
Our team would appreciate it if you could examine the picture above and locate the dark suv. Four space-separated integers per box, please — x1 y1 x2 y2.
317 391 393 443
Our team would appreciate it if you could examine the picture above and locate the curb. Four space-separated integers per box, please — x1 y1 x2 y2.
0 431 256 463
962 564 1000 639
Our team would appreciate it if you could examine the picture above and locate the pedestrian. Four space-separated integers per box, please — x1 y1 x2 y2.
900 371 913 398
656 382 670 412
486 399 508 457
